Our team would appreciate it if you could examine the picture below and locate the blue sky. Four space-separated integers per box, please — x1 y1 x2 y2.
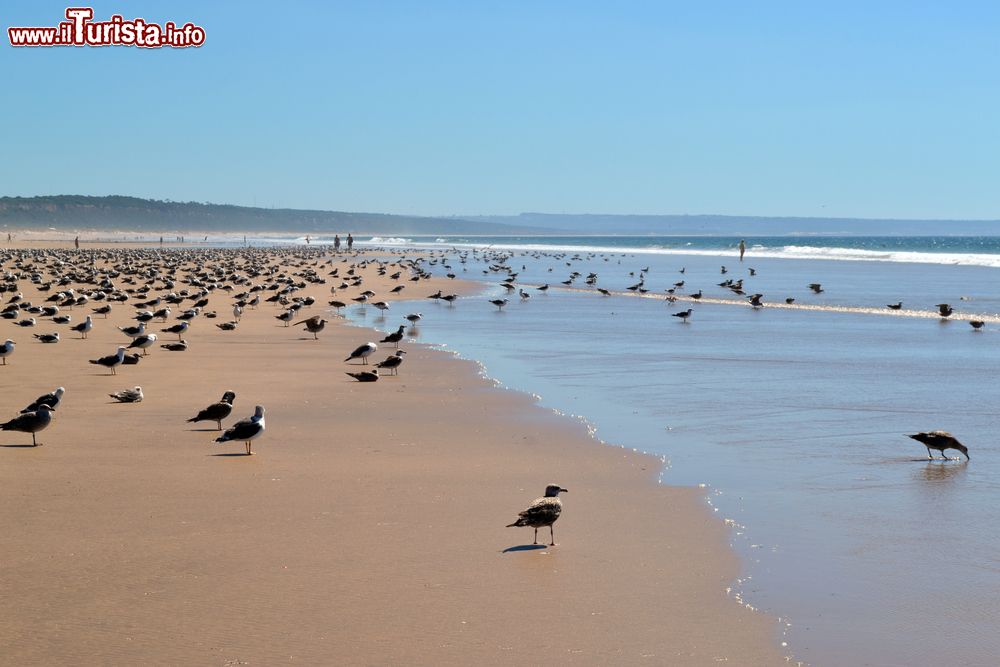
2 1 999 218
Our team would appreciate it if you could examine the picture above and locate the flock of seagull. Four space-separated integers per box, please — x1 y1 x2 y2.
3 239 982 553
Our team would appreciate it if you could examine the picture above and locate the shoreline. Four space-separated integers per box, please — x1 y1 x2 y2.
1 242 785 664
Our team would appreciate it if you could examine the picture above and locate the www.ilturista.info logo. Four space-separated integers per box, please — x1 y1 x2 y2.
8 7 205 48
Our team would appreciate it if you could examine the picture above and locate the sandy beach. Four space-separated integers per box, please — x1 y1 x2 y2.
0 243 782 665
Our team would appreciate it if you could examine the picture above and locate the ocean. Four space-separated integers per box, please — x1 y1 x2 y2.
338 235 1000 667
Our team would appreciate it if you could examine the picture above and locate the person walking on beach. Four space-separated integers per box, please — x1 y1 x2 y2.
74 236 79 249
334 234 341 252
739 239 746 262
347 233 354 251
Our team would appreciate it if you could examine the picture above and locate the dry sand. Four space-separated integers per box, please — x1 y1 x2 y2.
0 243 784 665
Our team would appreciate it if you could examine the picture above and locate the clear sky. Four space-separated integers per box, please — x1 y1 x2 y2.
2 1 999 219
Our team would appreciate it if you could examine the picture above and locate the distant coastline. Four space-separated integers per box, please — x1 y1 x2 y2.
5 195 1000 236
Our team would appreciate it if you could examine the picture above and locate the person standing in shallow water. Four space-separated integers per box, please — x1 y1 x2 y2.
739 239 746 261
347 233 353 251
334 234 341 252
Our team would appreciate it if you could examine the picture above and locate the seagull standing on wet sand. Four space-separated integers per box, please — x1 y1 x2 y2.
345 342 377 364
294 315 327 339
71 315 93 339
380 325 405 348
215 405 265 455
187 391 237 430
907 431 969 461
90 346 127 374
1 404 54 446
506 484 568 546
672 309 693 322
0 339 13 364
375 350 406 375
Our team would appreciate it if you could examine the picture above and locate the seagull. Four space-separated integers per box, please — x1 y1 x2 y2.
597 288 610 296
536 284 549 291
109 386 144 403
161 321 189 339
970 320 985 330
216 321 239 331
346 369 380 382
275 310 295 327
1 404 54 446
405 313 422 324
233 304 243 321
52 314 71 325
294 315 327 339
808 283 824 294
71 315 93 339
161 339 188 352
936 304 953 318
372 301 390 312
33 332 60 344
0 339 14 365
187 391 237 430
490 298 509 311
379 325 405 348
440 294 458 305
345 342 377 364
887 302 902 310
22 387 65 413
506 484 568 546
122 353 142 365
127 333 158 356
374 350 407 375
92 304 112 318
90 346 127 374
673 309 693 322
748 294 764 308
118 322 146 338
16 317 36 327
907 431 969 461
215 405 266 455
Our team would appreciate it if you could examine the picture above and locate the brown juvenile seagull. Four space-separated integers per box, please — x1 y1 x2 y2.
1 404 54 447
294 315 327 339
506 484 568 546
907 431 969 461
187 391 236 430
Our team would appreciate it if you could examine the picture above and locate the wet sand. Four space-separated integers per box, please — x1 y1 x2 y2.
0 243 782 665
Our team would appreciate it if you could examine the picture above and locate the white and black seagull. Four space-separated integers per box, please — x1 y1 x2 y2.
22 386 65 413
90 346 127 375
345 341 377 364
215 405 266 455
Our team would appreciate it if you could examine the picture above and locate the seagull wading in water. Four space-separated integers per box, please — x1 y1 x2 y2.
506 484 568 546
907 431 970 461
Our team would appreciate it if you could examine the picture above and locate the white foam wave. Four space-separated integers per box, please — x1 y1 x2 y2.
362 236 412 246
387 239 1000 269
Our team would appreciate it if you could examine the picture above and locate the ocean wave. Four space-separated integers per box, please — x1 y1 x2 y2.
362 236 412 245
387 239 1000 268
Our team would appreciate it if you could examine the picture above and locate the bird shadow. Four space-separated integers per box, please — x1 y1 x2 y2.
188 428 221 432
296 337 319 341
1 443 39 448
209 452 252 457
501 544 548 553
